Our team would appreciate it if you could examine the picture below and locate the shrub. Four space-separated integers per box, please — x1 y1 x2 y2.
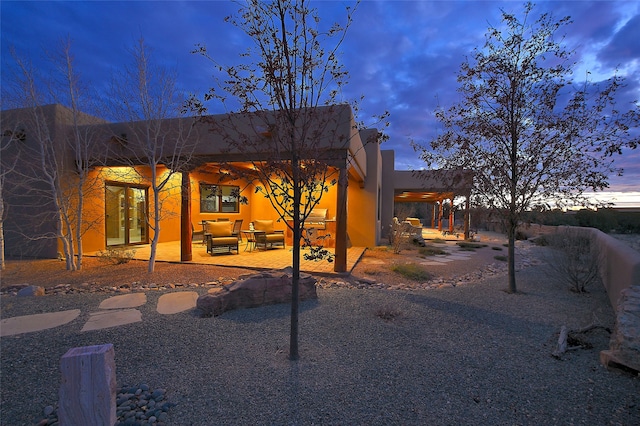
491 246 503 251
374 306 403 321
418 245 448 256
456 242 488 250
388 220 411 254
96 247 137 265
390 263 433 281
544 230 600 293
531 235 550 246
494 255 507 261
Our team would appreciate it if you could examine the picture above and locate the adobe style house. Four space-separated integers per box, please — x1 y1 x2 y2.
1 104 472 272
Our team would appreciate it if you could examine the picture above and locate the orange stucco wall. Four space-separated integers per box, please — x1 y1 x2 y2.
346 142 382 248
347 176 377 248
247 173 339 231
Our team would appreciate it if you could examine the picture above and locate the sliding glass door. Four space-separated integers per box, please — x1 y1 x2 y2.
105 183 148 246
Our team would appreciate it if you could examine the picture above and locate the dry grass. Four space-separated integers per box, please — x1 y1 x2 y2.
390 263 433 282
418 245 448 256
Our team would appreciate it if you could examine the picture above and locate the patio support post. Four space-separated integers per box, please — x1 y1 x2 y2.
180 171 192 262
334 166 348 273
449 198 454 233
464 195 470 240
438 200 444 232
431 203 436 229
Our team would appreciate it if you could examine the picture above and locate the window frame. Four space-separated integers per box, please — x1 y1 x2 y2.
199 183 240 213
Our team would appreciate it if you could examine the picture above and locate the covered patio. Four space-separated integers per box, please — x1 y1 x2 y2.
95 104 373 274
393 170 474 238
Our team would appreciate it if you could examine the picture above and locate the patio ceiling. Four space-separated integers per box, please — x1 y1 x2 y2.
394 191 456 203
393 170 473 203
194 161 344 183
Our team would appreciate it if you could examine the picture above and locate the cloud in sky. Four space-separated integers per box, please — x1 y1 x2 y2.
1 0 638 205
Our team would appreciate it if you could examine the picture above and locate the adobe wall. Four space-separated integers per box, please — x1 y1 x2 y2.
555 226 640 310
516 223 640 371
521 223 640 309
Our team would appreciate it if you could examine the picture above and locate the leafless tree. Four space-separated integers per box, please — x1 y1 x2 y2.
1 39 105 270
0 125 22 270
107 38 197 273
190 0 387 360
416 2 639 293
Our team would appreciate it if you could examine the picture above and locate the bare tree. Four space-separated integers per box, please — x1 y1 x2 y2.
108 38 197 273
1 39 105 270
416 2 639 293
190 0 387 360
544 228 601 293
0 125 22 269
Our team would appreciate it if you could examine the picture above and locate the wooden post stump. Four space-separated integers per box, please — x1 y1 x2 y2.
59 344 116 426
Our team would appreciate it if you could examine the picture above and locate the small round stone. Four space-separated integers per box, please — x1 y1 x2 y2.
151 389 165 400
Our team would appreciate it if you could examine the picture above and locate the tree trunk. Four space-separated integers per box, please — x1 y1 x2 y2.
507 222 517 293
463 196 470 240
148 183 160 274
0 199 5 270
290 180 301 361
75 179 84 270
61 218 76 271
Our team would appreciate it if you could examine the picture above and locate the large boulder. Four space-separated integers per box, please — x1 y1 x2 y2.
196 270 317 317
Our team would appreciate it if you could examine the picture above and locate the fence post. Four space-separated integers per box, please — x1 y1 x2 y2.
59 344 116 426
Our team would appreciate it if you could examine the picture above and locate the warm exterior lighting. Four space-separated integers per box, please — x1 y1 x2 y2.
99 166 140 181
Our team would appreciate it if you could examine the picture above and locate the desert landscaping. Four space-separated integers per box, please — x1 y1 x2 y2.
1 230 639 425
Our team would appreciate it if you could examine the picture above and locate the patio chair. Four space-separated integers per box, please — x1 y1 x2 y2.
402 217 422 237
192 223 205 244
405 217 423 228
231 219 243 243
253 219 285 250
205 221 239 255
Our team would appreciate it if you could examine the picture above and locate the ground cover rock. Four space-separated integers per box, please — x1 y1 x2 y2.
196 270 317 317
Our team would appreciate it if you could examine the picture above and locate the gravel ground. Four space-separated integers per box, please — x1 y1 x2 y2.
2 260 639 425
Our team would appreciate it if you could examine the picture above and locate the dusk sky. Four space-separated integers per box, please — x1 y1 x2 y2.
1 0 639 206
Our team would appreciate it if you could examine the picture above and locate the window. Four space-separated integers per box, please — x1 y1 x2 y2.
200 184 240 213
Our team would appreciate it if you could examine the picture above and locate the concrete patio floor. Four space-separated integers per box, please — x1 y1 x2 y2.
86 227 470 276
90 240 367 275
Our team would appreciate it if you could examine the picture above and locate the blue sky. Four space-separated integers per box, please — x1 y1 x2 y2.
1 0 639 206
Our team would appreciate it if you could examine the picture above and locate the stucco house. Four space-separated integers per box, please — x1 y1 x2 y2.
1 104 472 272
